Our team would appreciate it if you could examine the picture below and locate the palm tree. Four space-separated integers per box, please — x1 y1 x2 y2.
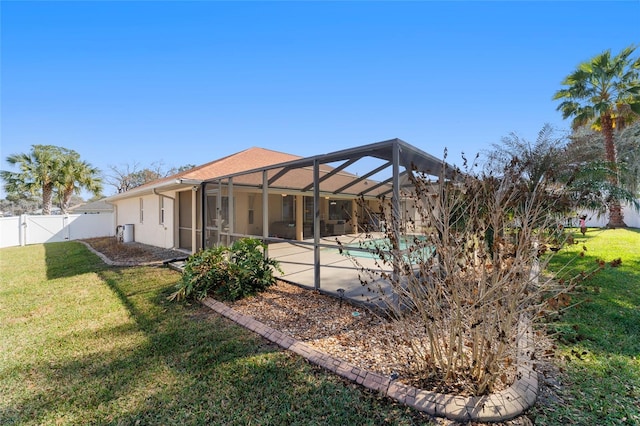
57 154 103 213
553 45 640 227
565 122 640 210
1 145 102 215
1 145 64 215
485 123 568 192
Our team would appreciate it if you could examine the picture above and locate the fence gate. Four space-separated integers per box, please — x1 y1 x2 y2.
0 213 115 249
25 215 70 245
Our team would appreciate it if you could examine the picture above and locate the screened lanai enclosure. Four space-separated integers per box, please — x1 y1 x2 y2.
200 139 452 306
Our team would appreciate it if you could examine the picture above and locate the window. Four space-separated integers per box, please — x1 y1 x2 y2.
282 195 295 222
328 199 351 221
159 197 165 225
206 194 229 228
248 195 255 225
304 196 314 223
139 198 144 223
206 194 216 227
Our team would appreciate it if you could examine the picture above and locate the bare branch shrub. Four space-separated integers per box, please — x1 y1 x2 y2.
347 154 591 395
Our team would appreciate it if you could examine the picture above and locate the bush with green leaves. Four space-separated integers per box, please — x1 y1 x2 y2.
169 238 282 302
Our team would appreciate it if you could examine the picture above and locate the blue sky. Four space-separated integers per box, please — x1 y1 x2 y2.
2 1 639 196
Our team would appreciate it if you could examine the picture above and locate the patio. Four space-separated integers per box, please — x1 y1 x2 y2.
200 139 453 310
267 233 396 309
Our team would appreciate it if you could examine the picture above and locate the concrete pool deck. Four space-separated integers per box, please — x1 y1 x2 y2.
266 233 396 309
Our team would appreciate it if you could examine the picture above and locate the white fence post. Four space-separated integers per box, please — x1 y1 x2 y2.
20 214 27 246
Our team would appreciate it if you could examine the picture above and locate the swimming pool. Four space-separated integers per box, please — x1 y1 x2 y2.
340 236 434 261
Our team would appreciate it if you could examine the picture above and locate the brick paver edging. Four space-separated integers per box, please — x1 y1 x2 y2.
79 241 174 267
201 297 537 422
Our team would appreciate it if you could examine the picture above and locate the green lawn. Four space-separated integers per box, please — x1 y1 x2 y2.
3 231 639 425
0 242 431 425
531 228 640 425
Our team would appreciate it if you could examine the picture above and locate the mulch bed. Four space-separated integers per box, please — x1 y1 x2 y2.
82 236 557 425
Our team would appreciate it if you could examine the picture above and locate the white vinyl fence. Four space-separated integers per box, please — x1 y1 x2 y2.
578 202 640 228
0 213 115 249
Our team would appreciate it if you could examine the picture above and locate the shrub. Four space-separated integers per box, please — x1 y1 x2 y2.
222 238 283 301
168 238 282 302
346 154 592 395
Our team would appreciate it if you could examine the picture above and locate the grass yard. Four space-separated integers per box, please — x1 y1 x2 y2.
0 242 431 425
531 228 640 425
2 231 638 425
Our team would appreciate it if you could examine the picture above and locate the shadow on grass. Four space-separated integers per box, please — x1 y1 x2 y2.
44 241 107 280
5 247 429 425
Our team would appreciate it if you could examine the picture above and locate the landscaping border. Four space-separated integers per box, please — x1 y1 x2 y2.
79 238 538 422
79 240 183 267
201 297 537 423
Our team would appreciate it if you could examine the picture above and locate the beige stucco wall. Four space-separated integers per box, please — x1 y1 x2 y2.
231 192 363 238
228 190 265 237
112 185 389 250
267 193 284 224
114 193 175 249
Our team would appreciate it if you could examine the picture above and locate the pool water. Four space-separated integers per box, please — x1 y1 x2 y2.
340 236 434 261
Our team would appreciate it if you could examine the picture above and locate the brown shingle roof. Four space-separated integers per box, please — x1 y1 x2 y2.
134 147 302 190
182 147 302 180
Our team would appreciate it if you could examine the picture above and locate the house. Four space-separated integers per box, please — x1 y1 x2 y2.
105 147 296 251
69 199 114 214
30 207 63 215
105 139 450 256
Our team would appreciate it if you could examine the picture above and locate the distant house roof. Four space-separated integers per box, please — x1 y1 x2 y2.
69 199 114 213
30 207 62 215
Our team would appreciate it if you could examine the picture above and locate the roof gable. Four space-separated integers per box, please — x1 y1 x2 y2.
69 199 114 212
181 147 301 180
131 147 302 191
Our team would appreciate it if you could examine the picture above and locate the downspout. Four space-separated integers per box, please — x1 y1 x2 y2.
217 181 222 247
152 187 175 201
228 177 234 246
105 200 118 238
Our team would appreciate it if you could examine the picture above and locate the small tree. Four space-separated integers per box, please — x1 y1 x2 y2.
106 162 162 193
347 154 587 395
487 124 639 220
107 162 196 193
484 123 568 192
